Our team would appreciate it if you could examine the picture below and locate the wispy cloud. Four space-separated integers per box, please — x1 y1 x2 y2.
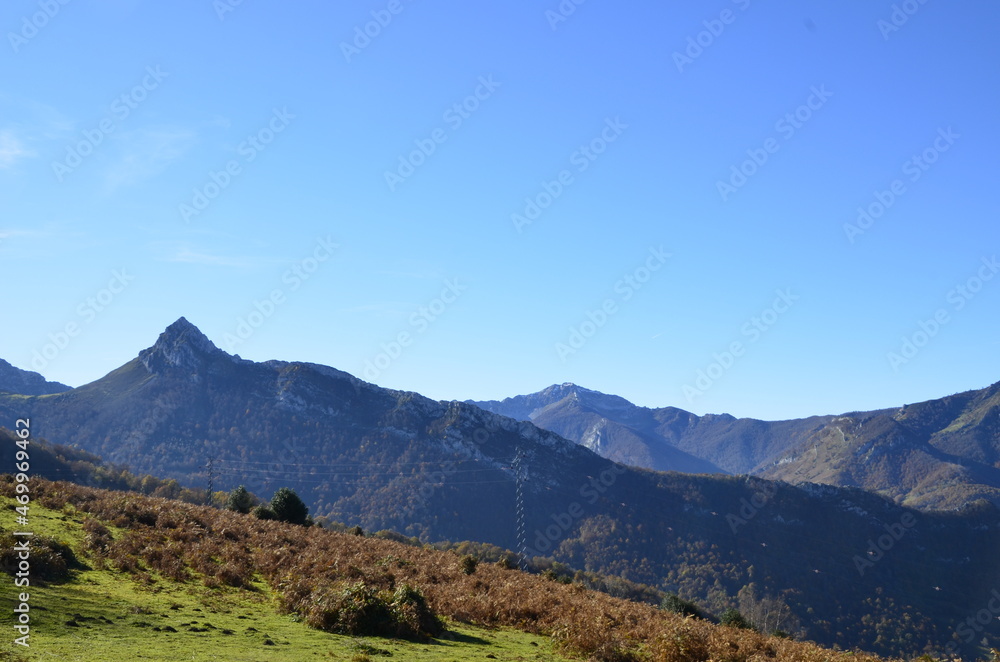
0 95 75 141
103 127 196 191
0 130 35 168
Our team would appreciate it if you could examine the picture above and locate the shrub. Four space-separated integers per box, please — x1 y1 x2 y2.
496 554 518 570
309 582 392 636
390 584 443 639
82 518 113 554
458 555 478 575
660 593 704 620
0 533 80 583
225 486 255 514
252 505 276 520
719 608 755 630
270 487 309 526
297 581 441 640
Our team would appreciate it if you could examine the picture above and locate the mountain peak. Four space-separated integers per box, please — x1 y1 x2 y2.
167 316 197 331
544 382 593 397
139 317 228 375
0 358 72 395
162 317 220 352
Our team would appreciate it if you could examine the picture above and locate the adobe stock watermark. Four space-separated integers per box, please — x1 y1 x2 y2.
523 463 627 558
852 512 916 576
52 66 168 183
716 85 833 202
555 246 670 362
683 288 798 403
221 236 338 352
887 255 998 372
511 117 627 233
941 588 1000 659
30 269 135 372
10 419 32 649
877 0 931 41
8 0 72 54
544 0 588 31
362 278 467 381
179 107 294 223
843 127 958 243
213 0 247 21
340 0 415 63
727 480 778 534
384 75 501 192
672 0 752 73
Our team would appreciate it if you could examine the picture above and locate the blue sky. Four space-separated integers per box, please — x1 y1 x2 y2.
1 0 998 420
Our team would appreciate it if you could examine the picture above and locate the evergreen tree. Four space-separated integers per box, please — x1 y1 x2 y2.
270 487 309 526
225 485 255 514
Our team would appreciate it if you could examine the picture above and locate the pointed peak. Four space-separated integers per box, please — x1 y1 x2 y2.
139 318 228 375
167 316 198 332
160 317 219 351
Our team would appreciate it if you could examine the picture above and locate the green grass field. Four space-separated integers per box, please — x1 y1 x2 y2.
0 497 568 661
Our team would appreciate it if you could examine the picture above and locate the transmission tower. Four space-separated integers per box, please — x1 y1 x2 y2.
206 456 215 506
513 449 528 569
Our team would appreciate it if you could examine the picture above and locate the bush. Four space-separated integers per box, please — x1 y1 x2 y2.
270 488 309 526
225 486 256 514
1 532 81 583
299 581 441 640
305 582 392 635
660 593 704 619
252 505 276 520
496 554 518 570
390 584 443 639
719 608 755 630
82 518 113 554
458 555 478 575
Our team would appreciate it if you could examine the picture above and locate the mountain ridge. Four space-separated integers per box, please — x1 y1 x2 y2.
2 318 1000 657
472 379 1000 510
0 357 71 395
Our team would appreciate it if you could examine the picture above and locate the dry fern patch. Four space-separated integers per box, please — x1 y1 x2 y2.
0 478 901 662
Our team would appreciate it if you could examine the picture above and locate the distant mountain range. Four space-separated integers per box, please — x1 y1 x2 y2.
0 357 71 395
471 381 1000 510
1 317 998 658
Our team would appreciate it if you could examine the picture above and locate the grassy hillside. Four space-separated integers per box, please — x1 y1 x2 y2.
0 478 898 662
0 487 561 662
